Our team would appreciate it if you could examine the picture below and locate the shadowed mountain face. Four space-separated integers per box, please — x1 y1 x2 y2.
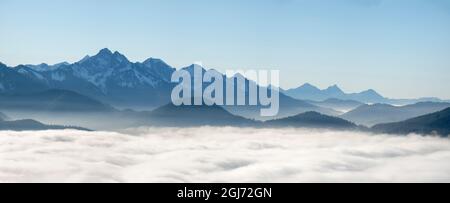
372 108 450 137
265 111 358 129
341 102 450 127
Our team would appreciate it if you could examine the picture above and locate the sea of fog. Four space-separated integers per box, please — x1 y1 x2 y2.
0 127 449 183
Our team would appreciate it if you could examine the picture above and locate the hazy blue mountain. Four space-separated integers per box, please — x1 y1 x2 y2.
155 97 351 128
388 97 450 106
265 111 358 130
285 83 387 103
224 93 339 121
0 119 90 131
341 102 450 127
346 89 386 103
323 85 346 99
0 89 114 112
285 83 449 105
148 101 358 130
148 103 257 127
306 98 364 113
372 107 450 137
284 83 330 101
0 107 156 131
0 89 153 130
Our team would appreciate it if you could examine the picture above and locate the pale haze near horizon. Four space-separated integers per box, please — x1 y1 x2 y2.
0 0 449 99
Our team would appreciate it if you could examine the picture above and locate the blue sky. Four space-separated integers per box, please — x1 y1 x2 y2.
1 0 449 99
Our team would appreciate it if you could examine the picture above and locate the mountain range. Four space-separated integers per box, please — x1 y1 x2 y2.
148 103 258 127
306 98 364 113
284 83 386 103
341 102 450 127
152 99 450 135
372 107 450 137
146 103 359 130
285 83 449 105
0 89 114 112
1 48 449 134
1 49 339 120
265 111 359 130
0 112 89 131
1 49 175 109
2 48 447 110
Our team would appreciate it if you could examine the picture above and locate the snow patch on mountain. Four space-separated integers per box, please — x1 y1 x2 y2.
51 72 66 81
18 68 46 81
134 69 158 87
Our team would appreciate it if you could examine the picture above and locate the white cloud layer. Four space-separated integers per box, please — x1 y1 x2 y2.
0 127 450 183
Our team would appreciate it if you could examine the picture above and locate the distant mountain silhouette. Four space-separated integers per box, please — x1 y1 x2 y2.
285 83 449 105
372 107 450 137
285 83 387 103
265 111 358 130
148 101 360 130
341 102 450 126
148 103 257 127
0 119 90 131
284 83 323 100
0 89 114 112
224 93 339 121
306 98 364 113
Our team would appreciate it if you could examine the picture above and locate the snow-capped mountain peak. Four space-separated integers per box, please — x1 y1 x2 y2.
4 49 176 100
